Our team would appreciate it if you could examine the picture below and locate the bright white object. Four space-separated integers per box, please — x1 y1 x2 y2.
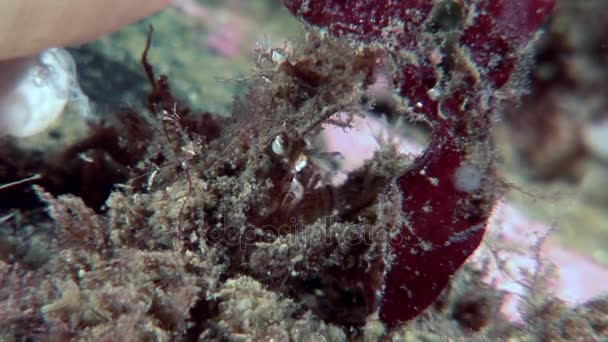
0 48 88 138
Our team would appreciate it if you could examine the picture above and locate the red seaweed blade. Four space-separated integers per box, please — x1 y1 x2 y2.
283 0 555 327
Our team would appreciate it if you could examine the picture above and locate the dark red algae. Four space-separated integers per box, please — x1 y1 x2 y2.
283 0 555 328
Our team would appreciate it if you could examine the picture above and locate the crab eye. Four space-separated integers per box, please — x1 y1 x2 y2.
271 134 286 156
294 154 308 172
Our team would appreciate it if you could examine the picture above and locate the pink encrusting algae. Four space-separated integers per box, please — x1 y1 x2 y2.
475 202 608 322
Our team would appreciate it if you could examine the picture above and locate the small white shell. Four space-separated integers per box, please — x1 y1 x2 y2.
0 48 88 137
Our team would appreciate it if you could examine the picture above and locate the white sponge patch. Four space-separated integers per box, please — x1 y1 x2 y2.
453 164 483 193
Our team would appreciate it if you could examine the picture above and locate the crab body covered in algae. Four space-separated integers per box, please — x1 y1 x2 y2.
0 0 564 340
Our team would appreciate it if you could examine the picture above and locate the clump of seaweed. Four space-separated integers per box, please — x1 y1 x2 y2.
5 0 608 341
1 25 394 340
